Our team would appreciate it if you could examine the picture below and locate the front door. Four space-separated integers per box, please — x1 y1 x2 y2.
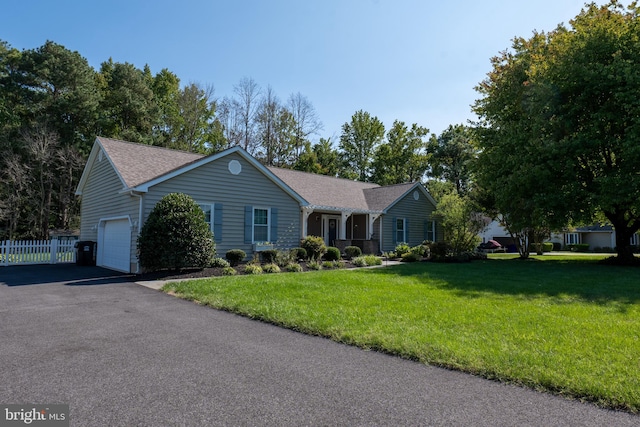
323 215 341 246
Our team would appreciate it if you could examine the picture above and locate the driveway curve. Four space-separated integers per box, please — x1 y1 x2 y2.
0 265 637 426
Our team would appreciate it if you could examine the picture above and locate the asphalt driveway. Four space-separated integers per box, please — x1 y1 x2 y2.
0 265 637 426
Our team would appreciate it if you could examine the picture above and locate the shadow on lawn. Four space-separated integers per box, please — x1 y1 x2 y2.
370 259 640 306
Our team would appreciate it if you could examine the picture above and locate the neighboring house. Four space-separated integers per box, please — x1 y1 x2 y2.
479 220 639 251
75 137 442 273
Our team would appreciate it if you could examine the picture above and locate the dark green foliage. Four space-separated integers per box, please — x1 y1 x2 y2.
225 249 246 266
567 244 590 253
429 241 452 260
137 193 214 271
300 235 327 260
260 249 278 263
401 252 422 262
291 247 307 260
344 245 362 259
529 242 553 253
324 246 341 261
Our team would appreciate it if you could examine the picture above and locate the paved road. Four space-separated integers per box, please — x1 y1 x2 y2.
0 265 637 426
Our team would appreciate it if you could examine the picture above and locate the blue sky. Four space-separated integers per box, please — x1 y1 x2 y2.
2 0 608 141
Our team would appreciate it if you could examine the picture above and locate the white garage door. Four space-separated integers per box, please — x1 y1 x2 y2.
99 219 131 272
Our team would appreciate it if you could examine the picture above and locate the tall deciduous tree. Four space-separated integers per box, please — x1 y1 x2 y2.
428 124 477 195
287 92 323 160
233 76 261 154
370 120 430 185
175 82 216 153
339 110 385 181
473 1 640 263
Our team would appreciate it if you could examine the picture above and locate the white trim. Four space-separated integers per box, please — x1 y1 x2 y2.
252 206 270 243
198 202 215 233
395 218 407 243
76 137 130 195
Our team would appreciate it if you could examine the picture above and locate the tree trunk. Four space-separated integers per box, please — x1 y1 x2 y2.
606 211 640 264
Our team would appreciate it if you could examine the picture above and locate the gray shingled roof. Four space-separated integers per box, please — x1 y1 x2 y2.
94 137 423 212
364 183 418 211
267 166 380 211
98 137 204 188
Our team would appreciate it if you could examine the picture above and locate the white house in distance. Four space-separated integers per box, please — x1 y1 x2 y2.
479 219 640 251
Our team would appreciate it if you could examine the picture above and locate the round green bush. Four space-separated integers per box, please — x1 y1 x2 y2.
211 257 230 268
291 247 307 261
344 246 362 259
137 193 214 272
324 246 341 261
225 249 246 266
301 235 327 260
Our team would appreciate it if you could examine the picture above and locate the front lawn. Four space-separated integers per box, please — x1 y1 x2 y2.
163 256 640 413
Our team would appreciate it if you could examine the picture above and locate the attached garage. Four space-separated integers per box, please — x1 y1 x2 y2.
97 218 132 273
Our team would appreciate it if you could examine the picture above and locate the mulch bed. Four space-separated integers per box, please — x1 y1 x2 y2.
135 260 361 281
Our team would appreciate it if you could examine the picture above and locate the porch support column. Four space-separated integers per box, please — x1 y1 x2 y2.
301 206 314 238
340 211 351 240
368 213 382 239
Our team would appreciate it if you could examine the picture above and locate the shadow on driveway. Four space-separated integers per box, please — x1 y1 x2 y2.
0 264 134 287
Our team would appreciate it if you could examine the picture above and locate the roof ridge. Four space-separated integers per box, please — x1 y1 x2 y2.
267 166 380 187
97 136 206 158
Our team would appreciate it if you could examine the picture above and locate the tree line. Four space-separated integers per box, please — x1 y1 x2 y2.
0 39 463 240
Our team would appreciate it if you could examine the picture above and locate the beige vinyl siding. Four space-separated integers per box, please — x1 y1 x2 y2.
79 148 140 271
143 152 301 257
381 190 440 252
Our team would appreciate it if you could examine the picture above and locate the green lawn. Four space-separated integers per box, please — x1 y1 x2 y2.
163 256 640 413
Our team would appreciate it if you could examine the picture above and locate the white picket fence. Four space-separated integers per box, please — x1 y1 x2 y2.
0 239 77 267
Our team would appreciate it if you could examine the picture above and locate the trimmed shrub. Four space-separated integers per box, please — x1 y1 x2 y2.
211 257 230 268
324 246 341 261
301 235 327 260
291 247 307 261
410 245 426 257
137 193 214 272
344 246 362 259
552 242 562 251
529 242 554 253
394 243 411 257
244 264 263 275
260 249 278 264
222 266 237 276
401 252 422 262
225 249 246 266
429 241 451 260
286 262 303 272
